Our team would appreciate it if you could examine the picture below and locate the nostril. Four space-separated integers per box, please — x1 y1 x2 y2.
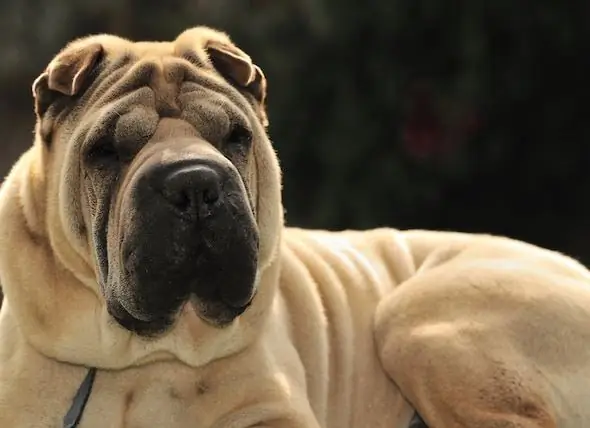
174 190 192 213
161 179 191 211
202 187 219 205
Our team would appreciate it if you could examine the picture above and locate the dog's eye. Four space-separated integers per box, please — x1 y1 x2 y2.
85 138 123 167
225 124 252 149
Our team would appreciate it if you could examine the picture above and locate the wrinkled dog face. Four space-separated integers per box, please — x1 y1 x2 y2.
32 28 280 337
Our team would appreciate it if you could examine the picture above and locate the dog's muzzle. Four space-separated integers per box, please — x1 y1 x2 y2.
108 156 259 336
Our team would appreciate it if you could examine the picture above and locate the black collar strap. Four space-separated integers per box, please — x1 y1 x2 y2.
409 412 428 428
63 367 97 428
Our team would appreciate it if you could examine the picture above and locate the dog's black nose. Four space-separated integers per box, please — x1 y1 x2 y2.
160 164 222 218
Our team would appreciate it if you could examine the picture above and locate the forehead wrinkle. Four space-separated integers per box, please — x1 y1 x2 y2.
144 57 182 116
83 51 256 138
179 68 257 126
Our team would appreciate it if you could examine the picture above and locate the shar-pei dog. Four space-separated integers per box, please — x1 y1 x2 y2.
1 26 590 428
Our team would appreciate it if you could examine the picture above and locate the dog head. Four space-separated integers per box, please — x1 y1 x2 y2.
0 27 283 367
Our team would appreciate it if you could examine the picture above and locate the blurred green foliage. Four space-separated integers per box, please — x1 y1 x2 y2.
1 0 589 261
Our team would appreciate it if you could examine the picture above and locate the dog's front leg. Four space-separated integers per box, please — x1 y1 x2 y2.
240 412 322 428
249 424 319 428
213 404 322 428
233 418 321 428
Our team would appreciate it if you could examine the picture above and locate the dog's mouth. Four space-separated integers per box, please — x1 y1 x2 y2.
105 229 259 337
99 153 260 338
186 294 255 327
107 289 255 337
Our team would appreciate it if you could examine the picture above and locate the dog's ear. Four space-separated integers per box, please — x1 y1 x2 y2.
32 42 103 117
176 27 269 125
205 41 267 107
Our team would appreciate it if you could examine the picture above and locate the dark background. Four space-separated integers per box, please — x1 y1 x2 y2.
1 1 589 263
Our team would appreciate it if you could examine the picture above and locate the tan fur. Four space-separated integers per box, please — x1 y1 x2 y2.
1 27 590 428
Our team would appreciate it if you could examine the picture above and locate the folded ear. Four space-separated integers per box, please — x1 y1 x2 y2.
175 27 269 126
32 42 103 117
206 41 266 102
204 40 268 127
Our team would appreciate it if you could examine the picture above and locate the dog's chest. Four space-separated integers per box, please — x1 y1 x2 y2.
81 364 227 428
1 358 218 428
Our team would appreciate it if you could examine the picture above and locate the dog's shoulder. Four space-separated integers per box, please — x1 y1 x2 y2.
281 227 417 289
283 226 409 261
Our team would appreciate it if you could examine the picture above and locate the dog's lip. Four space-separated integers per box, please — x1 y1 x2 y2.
112 295 253 329
185 294 254 327
116 297 168 323
219 290 256 311
107 300 174 337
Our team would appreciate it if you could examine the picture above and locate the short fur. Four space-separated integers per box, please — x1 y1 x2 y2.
1 26 590 428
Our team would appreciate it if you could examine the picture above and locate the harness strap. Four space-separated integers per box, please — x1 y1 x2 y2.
409 412 429 428
63 367 97 428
